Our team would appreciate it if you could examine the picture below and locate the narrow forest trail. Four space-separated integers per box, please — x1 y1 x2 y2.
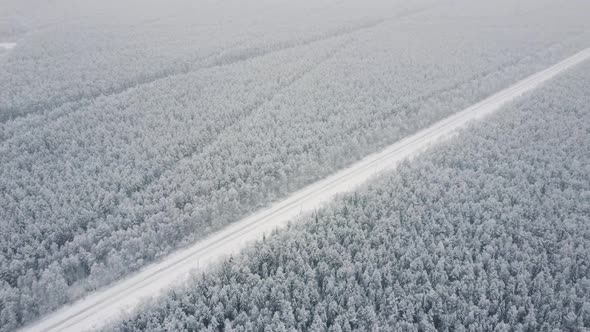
19 47 590 332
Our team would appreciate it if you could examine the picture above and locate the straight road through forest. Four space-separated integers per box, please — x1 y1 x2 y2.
20 46 590 332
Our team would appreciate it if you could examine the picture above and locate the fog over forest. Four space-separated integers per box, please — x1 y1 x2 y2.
1 0 589 331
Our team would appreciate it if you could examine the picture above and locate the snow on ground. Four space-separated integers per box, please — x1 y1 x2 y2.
19 46 590 332
0 42 16 50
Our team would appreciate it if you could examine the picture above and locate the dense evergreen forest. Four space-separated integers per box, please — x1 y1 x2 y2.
109 61 590 331
2 0 590 330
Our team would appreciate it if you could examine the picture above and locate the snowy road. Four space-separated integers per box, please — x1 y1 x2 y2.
20 46 590 332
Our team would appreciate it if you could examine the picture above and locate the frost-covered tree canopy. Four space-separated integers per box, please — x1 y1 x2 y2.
108 59 590 332
2 0 590 330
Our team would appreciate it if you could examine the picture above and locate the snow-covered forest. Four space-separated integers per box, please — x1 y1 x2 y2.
107 57 590 332
2 0 590 330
